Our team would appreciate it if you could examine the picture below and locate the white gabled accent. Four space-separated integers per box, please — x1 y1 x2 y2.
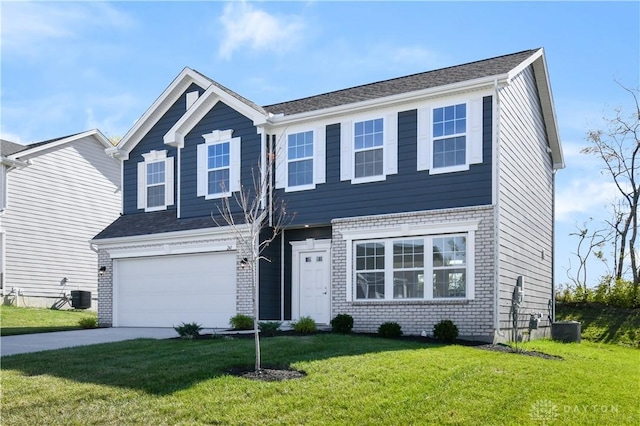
340 120 353 181
117 68 211 156
468 97 484 165
164 83 268 149
384 112 398 175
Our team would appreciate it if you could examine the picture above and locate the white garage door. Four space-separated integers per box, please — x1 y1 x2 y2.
114 252 236 328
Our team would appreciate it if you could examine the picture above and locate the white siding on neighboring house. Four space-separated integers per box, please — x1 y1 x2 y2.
497 65 555 334
2 137 120 308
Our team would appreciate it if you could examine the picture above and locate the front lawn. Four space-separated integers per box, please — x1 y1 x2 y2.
0 305 97 336
556 303 640 347
1 334 637 425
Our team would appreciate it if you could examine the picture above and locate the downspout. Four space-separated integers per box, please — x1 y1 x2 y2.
493 78 506 339
177 147 182 219
551 169 556 323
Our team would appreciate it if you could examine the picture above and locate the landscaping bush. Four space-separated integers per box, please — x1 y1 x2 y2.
378 321 402 339
330 313 354 334
433 319 459 342
556 276 639 308
173 322 203 339
258 321 282 337
229 314 254 330
292 316 317 333
78 317 97 329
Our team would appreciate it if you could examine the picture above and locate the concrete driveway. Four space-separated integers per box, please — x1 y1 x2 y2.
1 327 179 357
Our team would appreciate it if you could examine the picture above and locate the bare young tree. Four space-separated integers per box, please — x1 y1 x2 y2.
583 83 639 296
213 139 289 372
566 221 610 300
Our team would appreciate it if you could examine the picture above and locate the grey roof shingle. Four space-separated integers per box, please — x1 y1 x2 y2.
1 140 26 157
93 210 247 240
2 132 85 157
263 49 538 116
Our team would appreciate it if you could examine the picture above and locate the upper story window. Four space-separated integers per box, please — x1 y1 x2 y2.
353 233 473 301
287 131 313 187
197 129 241 199
207 142 230 195
137 150 174 212
354 118 384 179
275 127 325 192
340 113 397 184
417 96 485 174
433 104 466 169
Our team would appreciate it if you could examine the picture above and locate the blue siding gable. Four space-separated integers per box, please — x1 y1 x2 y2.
180 101 261 219
279 96 493 226
123 83 205 214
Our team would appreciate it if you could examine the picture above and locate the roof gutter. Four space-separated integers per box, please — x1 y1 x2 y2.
267 73 511 126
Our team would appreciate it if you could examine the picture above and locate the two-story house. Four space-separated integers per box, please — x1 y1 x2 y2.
92 48 563 342
1 131 121 309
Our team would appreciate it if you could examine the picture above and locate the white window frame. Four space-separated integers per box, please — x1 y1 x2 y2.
342 220 478 302
197 129 241 200
137 150 174 212
275 126 326 192
340 111 397 184
417 95 484 174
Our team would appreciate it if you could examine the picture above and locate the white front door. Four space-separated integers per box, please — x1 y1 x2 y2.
295 246 331 325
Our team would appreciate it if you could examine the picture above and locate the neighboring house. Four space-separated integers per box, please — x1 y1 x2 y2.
1 130 121 309
92 48 564 342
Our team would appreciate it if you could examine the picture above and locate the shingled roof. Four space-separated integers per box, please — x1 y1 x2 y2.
263 49 538 116
1 140 26 157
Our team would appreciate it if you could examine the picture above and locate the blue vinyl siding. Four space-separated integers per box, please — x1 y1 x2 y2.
278 96 493 226
180 102 261 219
259 230 281 320
123 83 205 214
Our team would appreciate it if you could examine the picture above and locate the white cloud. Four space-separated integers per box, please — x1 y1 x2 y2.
218 1 306 59
555 178 618 223
1 2 135 57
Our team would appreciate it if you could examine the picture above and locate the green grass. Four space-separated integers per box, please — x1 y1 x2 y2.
0 305 97 336
556 303 640 347
1 334 637 425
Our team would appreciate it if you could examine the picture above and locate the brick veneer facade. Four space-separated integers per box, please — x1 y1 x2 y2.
331 206 496 342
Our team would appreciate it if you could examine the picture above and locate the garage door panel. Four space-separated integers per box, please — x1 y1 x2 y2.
115 252 236 328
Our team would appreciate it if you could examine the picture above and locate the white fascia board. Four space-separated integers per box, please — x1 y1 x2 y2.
8 129 112 160
90 224 251 250
164 85 269 148
507 48 564 170
267 74 509 127
117 68 212 155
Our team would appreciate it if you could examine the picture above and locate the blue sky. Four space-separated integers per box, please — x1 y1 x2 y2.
1 1 638 287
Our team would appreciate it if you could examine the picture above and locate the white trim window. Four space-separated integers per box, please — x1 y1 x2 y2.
287 131 313 188
137 150 174 212
275 127 326 192
353 233 473 301
197 130 241 199
341 112 398 184
417 96 484 173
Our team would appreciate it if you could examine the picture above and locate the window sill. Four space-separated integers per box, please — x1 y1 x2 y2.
351 299 471 306
428 164 470 175
144 205 167 213
284 184 316 193
204 191 232 200
351 174 387 185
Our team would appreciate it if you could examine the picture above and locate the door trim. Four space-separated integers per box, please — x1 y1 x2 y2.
290 239 331 323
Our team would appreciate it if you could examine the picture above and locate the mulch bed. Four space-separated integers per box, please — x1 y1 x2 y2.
227 366 307 381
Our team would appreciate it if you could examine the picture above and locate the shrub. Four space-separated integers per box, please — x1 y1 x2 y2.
433 319 459 342
292 316 317 333
378 321 402 339
330 313 354 333
173 322 203 339
78 317 97 329
230 314 254 330
258 321 282 337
